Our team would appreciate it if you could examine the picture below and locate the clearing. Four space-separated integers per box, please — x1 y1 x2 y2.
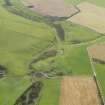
23 0 79 17
68 2 105 34
59 76 101 105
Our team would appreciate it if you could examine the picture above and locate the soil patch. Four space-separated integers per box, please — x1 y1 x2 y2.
69 2 105 34
23 0 79 17
59 76 101 105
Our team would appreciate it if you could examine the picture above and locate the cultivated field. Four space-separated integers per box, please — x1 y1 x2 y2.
69 2 105 34
23 0 79 17
60 76 101 105
88 44 105 61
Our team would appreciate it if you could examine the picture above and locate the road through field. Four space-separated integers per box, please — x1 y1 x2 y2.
59 76 101 105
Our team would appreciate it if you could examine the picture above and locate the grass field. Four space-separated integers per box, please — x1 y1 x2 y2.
95 63 105 98
65 0 105 7
61 21 101 43
0 76 31 105
38 78 61 105
0 0 105 105
0 0 56 104
0 0 55 76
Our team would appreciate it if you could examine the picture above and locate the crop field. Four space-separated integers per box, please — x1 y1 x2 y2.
60 76 101 105
23 0 79 17
88 44 105 61
69 2 105 34
0 0 105 105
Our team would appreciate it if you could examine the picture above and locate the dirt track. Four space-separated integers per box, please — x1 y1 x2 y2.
59 76 101 105
88 44 105 61
69 2 105 34
23 0 79 17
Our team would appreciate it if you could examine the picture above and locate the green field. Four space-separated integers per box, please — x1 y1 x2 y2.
61 21 102 44
66 0 105 7
38 78 61 105
94 63 105 98
0 76 31 105
0 0 105 105
0 0 55 76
